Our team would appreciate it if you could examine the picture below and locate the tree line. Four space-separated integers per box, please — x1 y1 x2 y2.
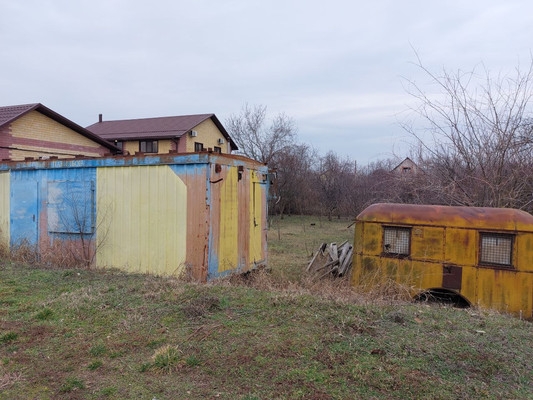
226 60 533 218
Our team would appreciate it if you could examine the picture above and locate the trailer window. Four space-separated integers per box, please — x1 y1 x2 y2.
480 233 513 267
383 227 410 256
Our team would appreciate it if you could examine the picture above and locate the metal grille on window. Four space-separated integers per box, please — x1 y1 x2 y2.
480 233 513 266
383 227 410 255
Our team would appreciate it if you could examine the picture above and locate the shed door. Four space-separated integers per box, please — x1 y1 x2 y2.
442 265 462 290
11 180 39 247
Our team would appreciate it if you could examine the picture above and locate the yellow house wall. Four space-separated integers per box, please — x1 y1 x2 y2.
121 139 175 155
113 119 228 155
122 141 139 155
184 119 228 153
95 165 187 275
10 111 104 159
158 139 174 153
0 172 9 248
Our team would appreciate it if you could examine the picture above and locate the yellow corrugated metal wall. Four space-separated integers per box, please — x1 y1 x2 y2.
218 166 238 272
0 172 9 248
249 170 264 265
96 165 187 275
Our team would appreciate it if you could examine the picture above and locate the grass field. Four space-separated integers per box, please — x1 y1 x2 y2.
1 215 532 399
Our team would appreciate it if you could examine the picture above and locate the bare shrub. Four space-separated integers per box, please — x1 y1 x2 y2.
0 236 9 260
9 241 39 266
39 240 86 269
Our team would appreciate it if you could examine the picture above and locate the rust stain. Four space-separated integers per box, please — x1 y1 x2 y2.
353 203 533 319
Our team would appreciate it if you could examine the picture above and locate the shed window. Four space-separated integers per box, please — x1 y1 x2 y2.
383 226 410 256
480 233 513 267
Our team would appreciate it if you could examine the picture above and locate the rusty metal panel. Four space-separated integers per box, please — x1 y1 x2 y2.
170 163 210 281
352 203 533 318
357 203 533 231
96 165 187 276
216 165 239 275
516 232 533 273
411 260 441 289
0 172 9 247
411 226 444 261
361 222 381 256
442 265 462 290
249 169 268 268
459 266 477 304
1 153 270 283
444 228 477 266
237 165 250 273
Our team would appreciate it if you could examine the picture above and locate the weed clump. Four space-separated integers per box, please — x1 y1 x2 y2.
142 345 184 374
59 377 85 393
0 332 18 344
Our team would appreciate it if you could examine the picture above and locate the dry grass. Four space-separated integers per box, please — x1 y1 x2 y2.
0 368 24 390
1 215 532 399
224 214 413 307
1 262 532 399
8 241 39 265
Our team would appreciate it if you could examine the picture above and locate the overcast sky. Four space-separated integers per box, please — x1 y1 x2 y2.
2 0 533 164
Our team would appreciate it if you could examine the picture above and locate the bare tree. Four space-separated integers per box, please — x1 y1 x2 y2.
50 181 112 268
403 57 533 210
314 152 357 220
225 104 297 164
273 144 318 216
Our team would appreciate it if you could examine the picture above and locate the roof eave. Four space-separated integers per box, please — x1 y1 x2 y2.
34 104 121 153
208 114 239 151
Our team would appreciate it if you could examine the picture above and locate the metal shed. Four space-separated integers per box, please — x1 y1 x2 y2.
351 203 533 318
0 152 269 282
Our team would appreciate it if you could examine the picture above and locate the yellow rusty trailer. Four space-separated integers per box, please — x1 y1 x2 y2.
351 203 533 318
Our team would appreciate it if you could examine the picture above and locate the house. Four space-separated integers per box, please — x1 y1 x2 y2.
86 113 238 156
391 157 418 175
0 152 268 282
0 103 120 160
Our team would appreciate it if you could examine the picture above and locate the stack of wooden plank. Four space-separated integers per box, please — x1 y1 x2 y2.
306 241 353 278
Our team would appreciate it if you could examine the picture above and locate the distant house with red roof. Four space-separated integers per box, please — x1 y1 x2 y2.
0 103 120 161
392 157 419 175
86 113 238 156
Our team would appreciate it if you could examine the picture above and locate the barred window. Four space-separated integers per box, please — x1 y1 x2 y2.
480 233 513 267
383 226 411 256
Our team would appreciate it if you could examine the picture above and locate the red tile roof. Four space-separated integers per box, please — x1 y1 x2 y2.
0 103 121 153
86 113 238 150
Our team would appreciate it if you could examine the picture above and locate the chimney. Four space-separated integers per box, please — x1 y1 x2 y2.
99 114 103 123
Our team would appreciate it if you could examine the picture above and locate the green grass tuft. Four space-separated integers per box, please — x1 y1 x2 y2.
0 332 18 344
35 307 54 321
59 377 85 393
